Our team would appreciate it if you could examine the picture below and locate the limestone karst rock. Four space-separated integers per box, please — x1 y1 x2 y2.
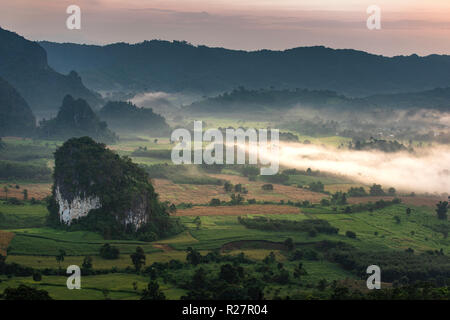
47 136 181 239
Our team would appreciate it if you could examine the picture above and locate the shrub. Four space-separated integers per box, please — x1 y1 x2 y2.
99 244 120 259
345 231 357 239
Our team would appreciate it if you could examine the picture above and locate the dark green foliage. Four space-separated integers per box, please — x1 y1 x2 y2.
262 184 273 191
240 165 259 177
323 243 450 283
261 173 289 184
32 270 42 282
1 284 52 300
331 192 347 205
0 254 34 277
141 280 166 300
82 256 93 270
0 160 52 182
219 264 244 284
238 216 339 234
308 181 324 193
39 95 117 143
350 138 408 153
99 244 120 259
186 247 202 266
284 238 294 251
209 198 221 206
347 187 367 197
99 101 170 135
130 247 146 272
0 77 36 137
369 184 385 196
436 201 448 220
345 231 357 239
47 137 183 239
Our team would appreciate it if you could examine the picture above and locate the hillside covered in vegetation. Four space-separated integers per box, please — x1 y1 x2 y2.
41 40 450 97
99 101 170 135
39 95 117 143
0 76 36 137
47 137 183 240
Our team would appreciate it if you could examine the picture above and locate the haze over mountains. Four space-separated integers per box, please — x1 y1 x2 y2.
40 40 450 97
0 27 101 114
0 76 36 136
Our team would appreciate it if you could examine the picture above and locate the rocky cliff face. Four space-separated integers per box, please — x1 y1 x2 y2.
47 137 176 239
55 186 101 225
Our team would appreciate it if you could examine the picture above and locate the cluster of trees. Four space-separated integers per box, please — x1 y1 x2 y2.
348 138 409 153
0 160 52 182
320 241 450 284
39 95 117 144
99 101 170 136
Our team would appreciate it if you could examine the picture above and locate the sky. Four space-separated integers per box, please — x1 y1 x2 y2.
1 0 450 56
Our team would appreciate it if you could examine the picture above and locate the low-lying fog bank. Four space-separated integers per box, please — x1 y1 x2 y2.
266 142 450 194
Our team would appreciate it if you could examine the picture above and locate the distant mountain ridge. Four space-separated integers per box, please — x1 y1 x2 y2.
0 76 36 136
40 40 450 97
0 27 102 113
186 87 450 113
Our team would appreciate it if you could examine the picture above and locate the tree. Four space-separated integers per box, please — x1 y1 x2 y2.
369 184 385 196
387 187 396 196
55 249 66 268
32 271 42 282
82 256 93 270
345 231 357 238
219 264 244 284
22 189 28 201
284 238 294 251
224 182 233 192
2 285 52 300
141 280 166 300
293 263 307 279
130 247 146 272
186 247 202 266
99 243 120 259
436 201 448 220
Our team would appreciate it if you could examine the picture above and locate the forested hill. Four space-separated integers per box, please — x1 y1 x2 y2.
99 101 171 135
187 87 450 113
39 95 117 143
0 76 36 137
0 27 102 113
41 40 450 96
